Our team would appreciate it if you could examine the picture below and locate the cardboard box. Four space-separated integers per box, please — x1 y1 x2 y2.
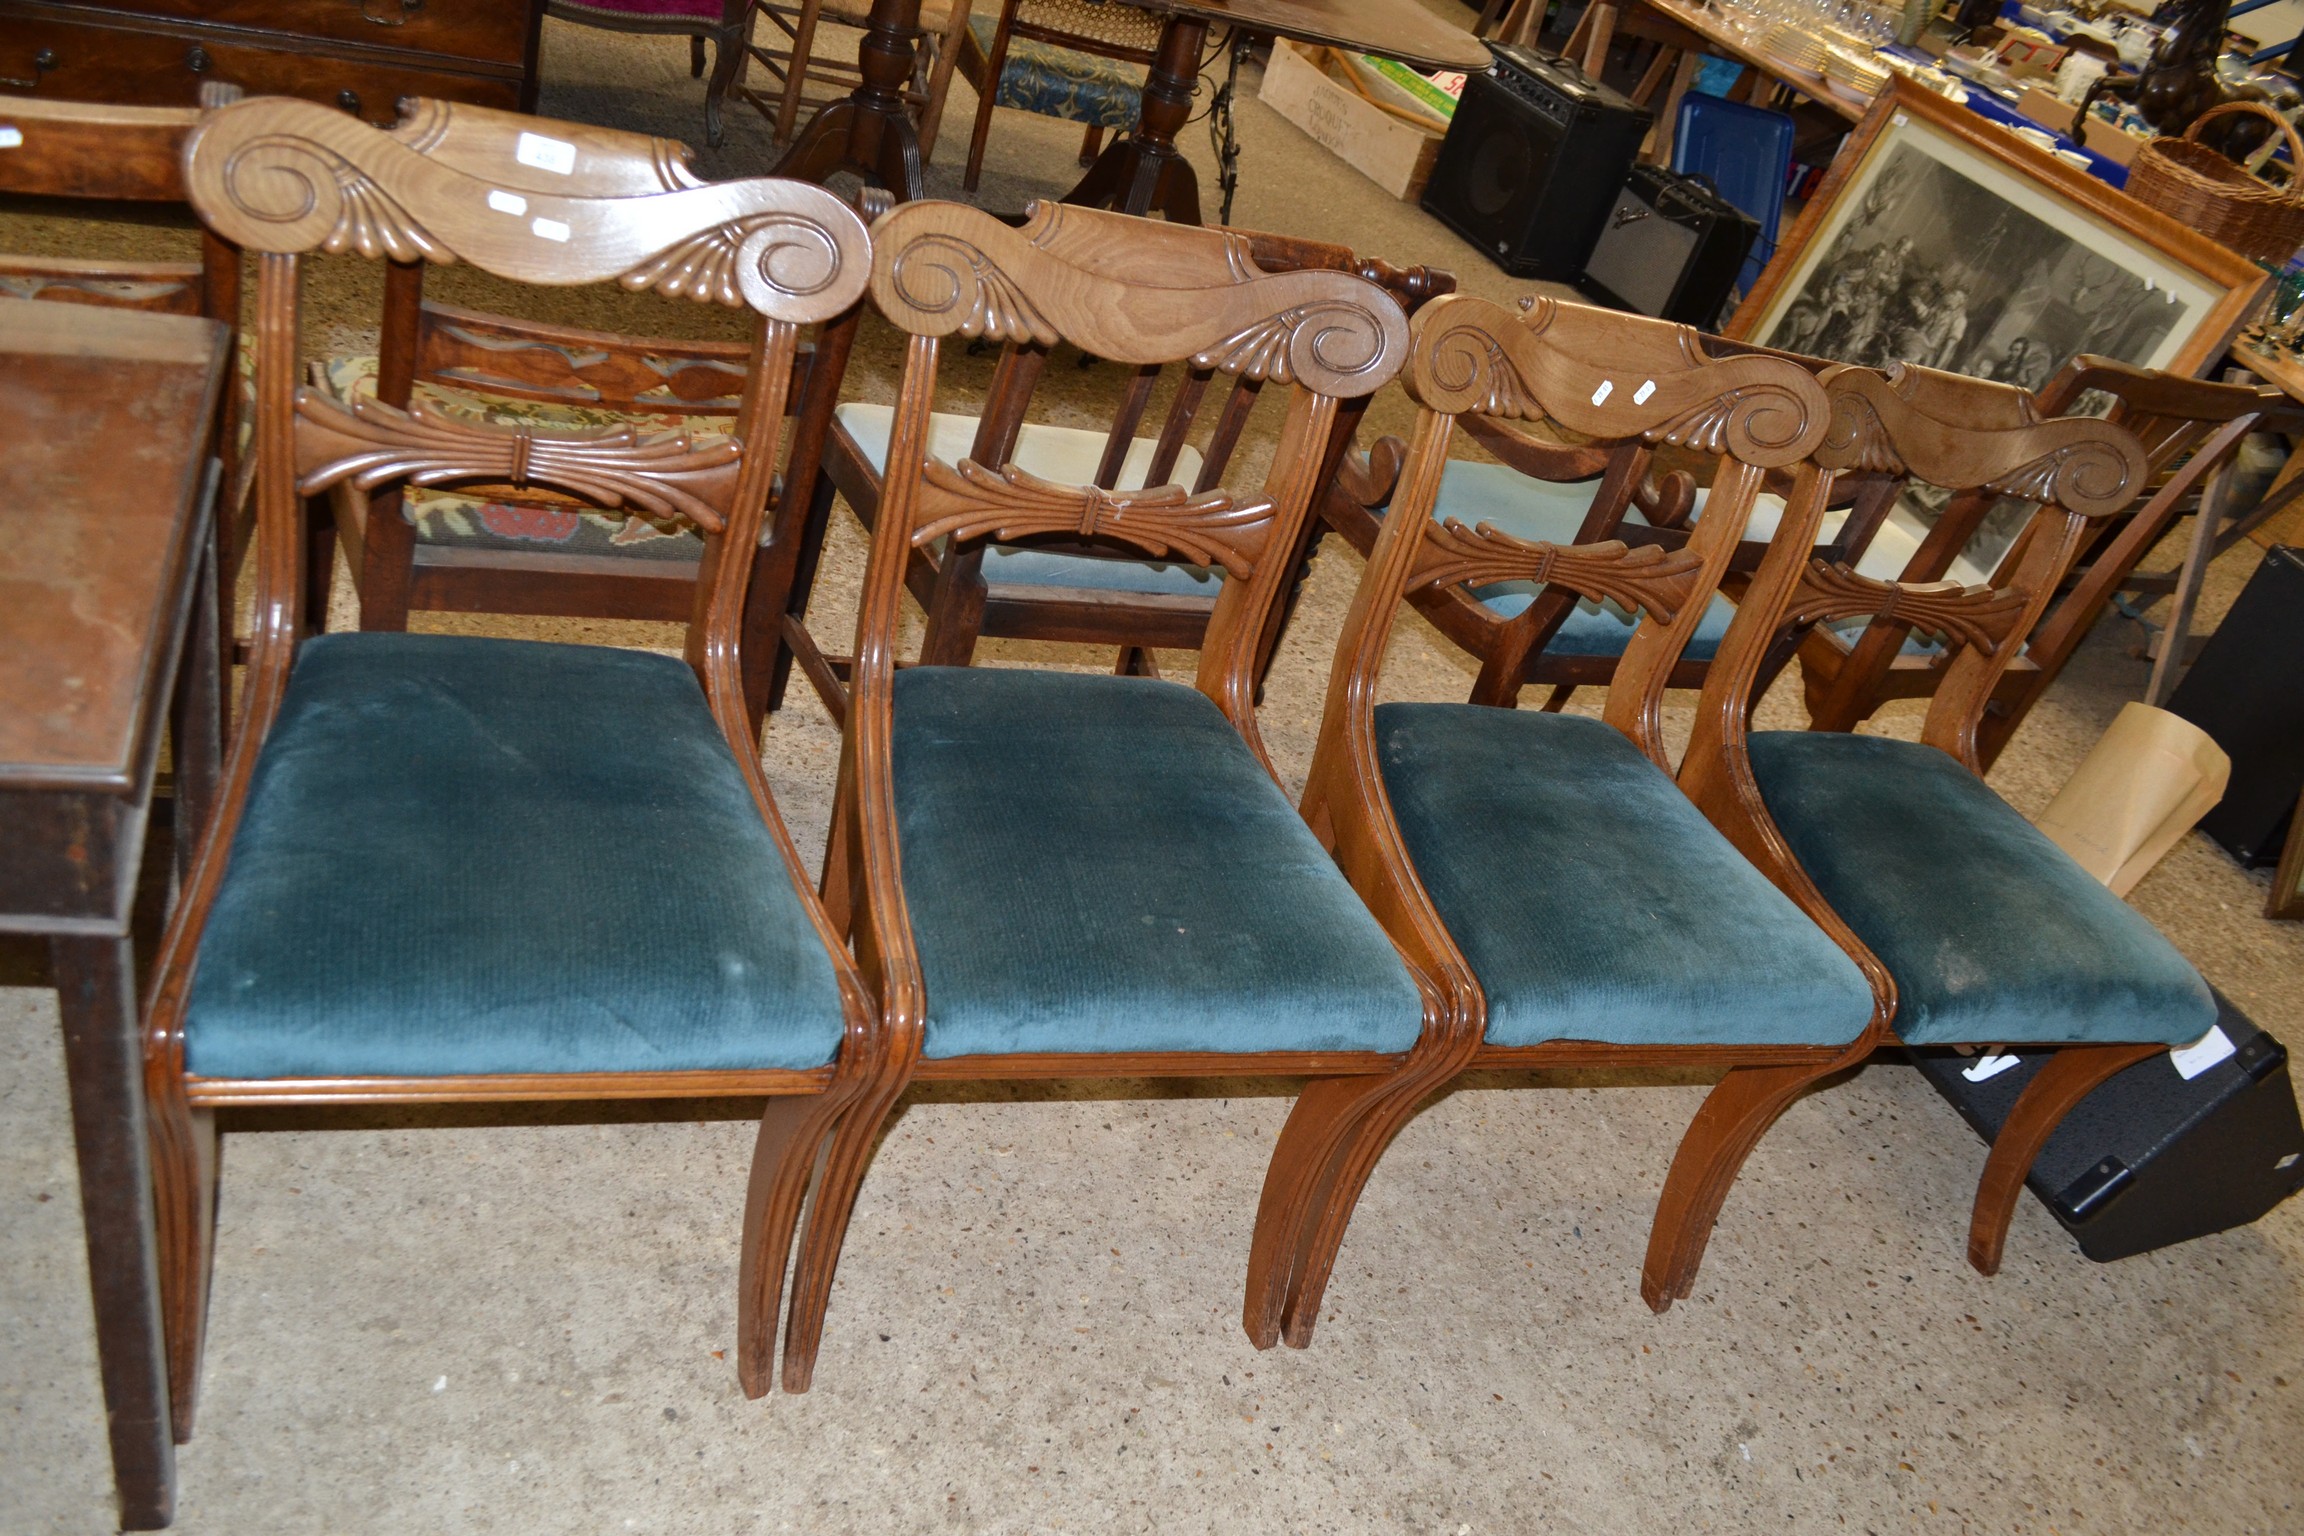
1258 40 1446 203
2015 85 2144 166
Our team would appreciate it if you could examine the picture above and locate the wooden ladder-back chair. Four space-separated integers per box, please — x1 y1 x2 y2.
745 198 1418 1394
1313 322 1904 710
1676 361 2186 1279
156 94 876 1428
773 222 1449 720
315 97 849 729
1244 292 1891 1350
1800 356 2303 766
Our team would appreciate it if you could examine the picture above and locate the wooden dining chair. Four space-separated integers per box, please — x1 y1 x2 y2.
740 0 974 155
957 0 1163 193
1242 293 1890 1350
1799 356 2304 767
740 197 1421 1395
1311 327 1904 710
154 93 877 1429
307 97 855 729
1677 361 2187 1279
771 227 1449 720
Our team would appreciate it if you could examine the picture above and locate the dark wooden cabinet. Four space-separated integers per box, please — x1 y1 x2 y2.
0 1 542 123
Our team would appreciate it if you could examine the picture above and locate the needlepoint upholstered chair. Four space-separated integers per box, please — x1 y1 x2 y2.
744 198 1421 1395
310 98 849 730
1682 362 2205 1279
1243 292 1888 1351
775 227 1449 719
154 95 876 1428
1799 357 2299 766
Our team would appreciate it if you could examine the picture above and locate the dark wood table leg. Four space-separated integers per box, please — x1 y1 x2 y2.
49 935 175 1531
1061 17 1207 223
771 0 927 201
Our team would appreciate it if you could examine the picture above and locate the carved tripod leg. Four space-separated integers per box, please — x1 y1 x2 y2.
1967 1042 2159 1276
737 1089 855 1399
777 1073 909 1392
1640 1059 1842 1312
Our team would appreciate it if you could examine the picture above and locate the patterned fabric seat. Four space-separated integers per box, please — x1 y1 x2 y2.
318 354 732 562
963 9 1147 132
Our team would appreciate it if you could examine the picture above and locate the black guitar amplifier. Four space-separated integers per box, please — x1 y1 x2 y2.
1912 987 2304 1262
2165 545 2304 865
1420 45 1651 280
1578 165 1758 330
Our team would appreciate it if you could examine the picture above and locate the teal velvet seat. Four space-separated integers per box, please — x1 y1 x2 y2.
184 633 847 1080
891 667 1424 1060
1375 703 1874 1049
1746 731 2215 1047
833 400 1220 600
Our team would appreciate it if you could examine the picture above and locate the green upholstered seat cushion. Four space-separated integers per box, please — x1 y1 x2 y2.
184 634 846 1079
891 667 1422 1059
833 401 1219 600
966 15 1145 129
1746 731 2214 1046
1375 704 1873 1049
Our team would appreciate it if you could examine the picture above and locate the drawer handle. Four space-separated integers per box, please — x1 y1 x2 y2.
338 88 363 116
1 48 58 89
359 0 421 24
186 45 211 74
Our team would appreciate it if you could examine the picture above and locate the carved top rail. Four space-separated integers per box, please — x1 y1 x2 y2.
865 200 1411 398
1815 363 2146 518
0 96 205 202
184 96 871 322
1403 294 1830 469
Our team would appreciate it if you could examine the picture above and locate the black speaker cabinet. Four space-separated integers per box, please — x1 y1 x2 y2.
2165 545 2304 865
1420 45 1651 280
1578 165 1758 330
1912 988 2304 1262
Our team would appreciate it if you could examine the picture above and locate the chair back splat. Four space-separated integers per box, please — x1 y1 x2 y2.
149 94 876 1427
1256 292 1884 1348
772 198 1421 1394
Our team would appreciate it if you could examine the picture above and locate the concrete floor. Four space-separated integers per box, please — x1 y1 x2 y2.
7 16 2304 1533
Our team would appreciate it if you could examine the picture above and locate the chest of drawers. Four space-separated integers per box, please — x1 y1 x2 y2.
0 0 542 123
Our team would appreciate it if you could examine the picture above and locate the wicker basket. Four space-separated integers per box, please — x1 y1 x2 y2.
2125 100 2304 266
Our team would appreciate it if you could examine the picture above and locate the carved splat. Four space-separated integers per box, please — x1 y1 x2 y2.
1783 559 2030 656
292 388 742 531
1404 294 1827 468
865 201 1409 398
1409 517 1706 621
184 95 871 321
910 458 1274 576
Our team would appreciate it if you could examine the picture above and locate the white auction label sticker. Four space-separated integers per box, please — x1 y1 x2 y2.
1961 1051 2022 1083
531 217 571 243
515 131 577 176
487 189 528 216
0 127 22 150
2170 1024 2236 1081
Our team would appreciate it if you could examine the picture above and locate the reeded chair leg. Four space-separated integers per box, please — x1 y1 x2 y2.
776 1075 908 1391
1967 1042 2160 1276
149 1092 217 1441
737 1089 855 1398
1640 1059 1843 1312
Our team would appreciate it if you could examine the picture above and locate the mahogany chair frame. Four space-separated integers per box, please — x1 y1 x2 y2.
753 197 1415 1394
1676 360 2156 1279
1311 330 1904 711
1244 292 1900 1350
1800 356 2304 766
319 98 849 729
154 94 878 1429
771 225 1449 722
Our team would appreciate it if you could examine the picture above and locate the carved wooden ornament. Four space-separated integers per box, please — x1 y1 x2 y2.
1410 519 1706 620
1404 294 1830 468
183 95 871 321
1818 365 2147 518
865 201 1410 398
912 457 1277 575
1784 559 2031 656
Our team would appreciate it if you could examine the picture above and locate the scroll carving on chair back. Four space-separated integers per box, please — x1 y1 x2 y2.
385 98 706 197
1406 294 1828 468
185 96 871 317
866 200 1409 397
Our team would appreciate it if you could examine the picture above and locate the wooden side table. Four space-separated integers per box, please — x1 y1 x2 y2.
0 297 230 1531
